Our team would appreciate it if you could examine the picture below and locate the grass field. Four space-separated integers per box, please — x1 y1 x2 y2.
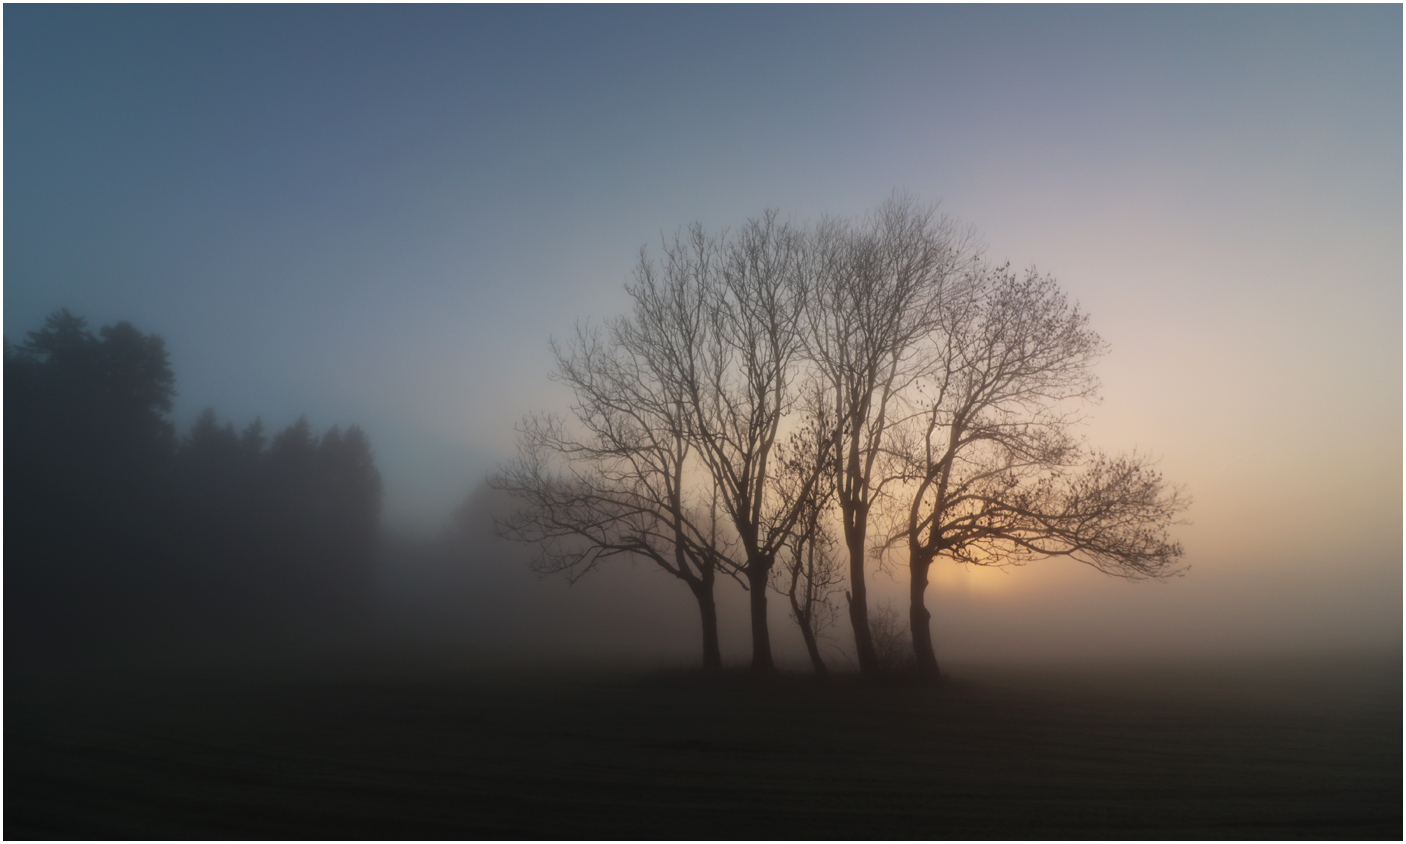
6 651 1401 839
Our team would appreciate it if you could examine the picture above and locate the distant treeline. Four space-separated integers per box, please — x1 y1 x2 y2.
6 310 382 658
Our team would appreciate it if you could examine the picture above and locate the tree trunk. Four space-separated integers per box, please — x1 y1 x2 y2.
799 613 828 676
692 582 722 673
747 563 775 674
910 557 940 678
788 591 828 675
846 530 879 675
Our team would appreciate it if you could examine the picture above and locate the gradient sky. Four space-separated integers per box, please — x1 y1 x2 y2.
6 5 1400 660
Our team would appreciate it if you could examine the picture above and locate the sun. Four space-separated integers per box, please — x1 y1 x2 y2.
929 559 1018 594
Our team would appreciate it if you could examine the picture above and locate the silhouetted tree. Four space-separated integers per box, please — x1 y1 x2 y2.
494 247 735 670
5 310 177 637
171 411 383 635
503 200 1185 678
771 404 845 675
173 408 248 625
660 212 827 674
801 195 978 676
7 309 384 658
314 423 383 619
775 474 845 676
884 264 1187 678
320 425 382 550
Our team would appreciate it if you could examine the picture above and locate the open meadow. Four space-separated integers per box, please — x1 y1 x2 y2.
6 651 1400 839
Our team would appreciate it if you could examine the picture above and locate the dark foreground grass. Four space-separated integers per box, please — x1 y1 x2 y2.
6 651 1401 839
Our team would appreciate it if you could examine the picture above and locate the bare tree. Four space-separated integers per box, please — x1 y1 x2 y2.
499 199 1185 679
886 264 1188 678
656 211 826 674
772 407 846 675
497 213 829 674
499 214 826 674
493 242 734 670
802 195 978 675
868 601 914 673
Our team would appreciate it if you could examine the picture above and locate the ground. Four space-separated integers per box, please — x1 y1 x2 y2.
5 651 1401 839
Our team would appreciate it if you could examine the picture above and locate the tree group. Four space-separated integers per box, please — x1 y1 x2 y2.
495 197 1186 677
6 310 382 657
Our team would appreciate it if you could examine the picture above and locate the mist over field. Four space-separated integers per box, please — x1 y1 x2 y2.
383 478 1400 672
6 5 1400 839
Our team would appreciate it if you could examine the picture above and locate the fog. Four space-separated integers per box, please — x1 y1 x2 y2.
368 478 1400 676
13 468 1395 679
7 10 1401 837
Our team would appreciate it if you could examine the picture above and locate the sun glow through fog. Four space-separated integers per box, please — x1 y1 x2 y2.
929 559 1019 594
4 4 1397 672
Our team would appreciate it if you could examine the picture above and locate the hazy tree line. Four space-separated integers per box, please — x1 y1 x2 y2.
6 310 381 659
495 196 1187 678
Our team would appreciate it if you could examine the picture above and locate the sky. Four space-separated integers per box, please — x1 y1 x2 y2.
6 5 1401 663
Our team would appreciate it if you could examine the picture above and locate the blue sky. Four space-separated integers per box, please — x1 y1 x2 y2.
6 6 1400 658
